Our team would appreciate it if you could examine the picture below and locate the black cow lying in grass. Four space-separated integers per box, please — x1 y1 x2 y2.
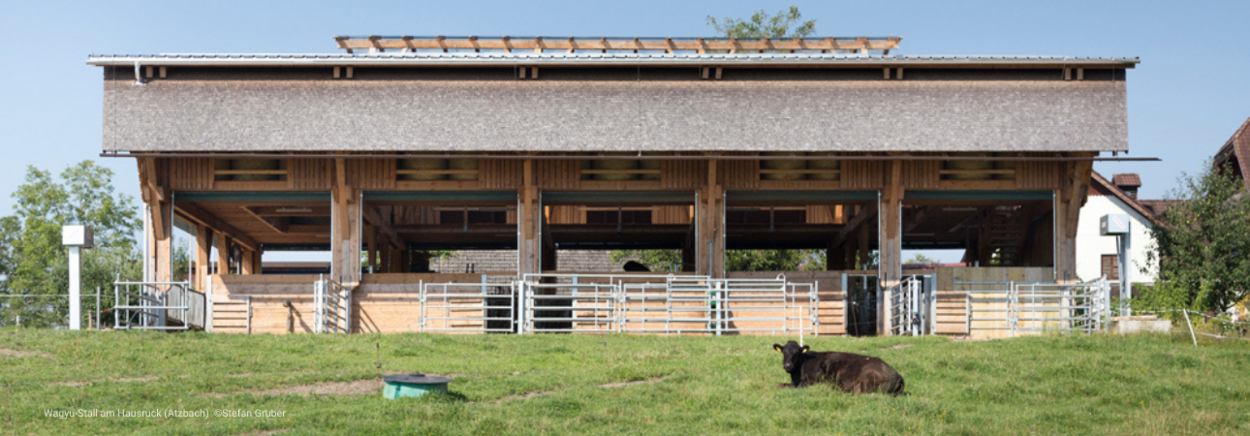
772 341 905 395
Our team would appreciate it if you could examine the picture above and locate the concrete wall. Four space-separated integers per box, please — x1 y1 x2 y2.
1075 195 1157 283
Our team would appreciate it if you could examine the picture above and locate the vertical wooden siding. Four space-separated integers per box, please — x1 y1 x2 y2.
1018 161 1061 190
721 160 759 190
347 158 396 190
289 159 332 190
842 160 884 190
660 160 705 190
536 160 580 190
902 161 940 189
169 158 213 190
481 159 523 190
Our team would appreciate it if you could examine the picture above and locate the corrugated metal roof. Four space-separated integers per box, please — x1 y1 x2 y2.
87 52 1139 67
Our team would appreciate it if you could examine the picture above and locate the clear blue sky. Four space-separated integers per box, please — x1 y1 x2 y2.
2 0 1247 215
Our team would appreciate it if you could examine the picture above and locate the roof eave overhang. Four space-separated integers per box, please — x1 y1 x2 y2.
86 56 1140 69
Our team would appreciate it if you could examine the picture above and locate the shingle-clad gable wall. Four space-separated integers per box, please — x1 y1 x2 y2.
101 67 1128 153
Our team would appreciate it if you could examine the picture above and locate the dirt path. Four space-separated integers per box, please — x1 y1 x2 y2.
600 376 668 389
0 348 54 359
55 376 159 387
206 379 381 398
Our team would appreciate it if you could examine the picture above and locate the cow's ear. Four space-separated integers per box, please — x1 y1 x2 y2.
773 344 783 353
801 345 810 353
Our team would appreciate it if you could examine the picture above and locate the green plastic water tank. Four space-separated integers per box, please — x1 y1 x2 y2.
382 373 452 400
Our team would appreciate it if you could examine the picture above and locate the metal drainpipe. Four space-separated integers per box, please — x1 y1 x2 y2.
133 62 145 85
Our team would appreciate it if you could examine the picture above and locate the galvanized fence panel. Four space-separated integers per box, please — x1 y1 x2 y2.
518 273 818 335
165 285 206 329
420 281 517 334
889 276 927 336
313 275 351 334
113 276 194 331
959 278 1110 337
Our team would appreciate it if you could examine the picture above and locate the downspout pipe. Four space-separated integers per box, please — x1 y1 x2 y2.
133 61 145 85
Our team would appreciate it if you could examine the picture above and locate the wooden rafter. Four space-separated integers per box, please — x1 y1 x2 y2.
175 202 260 251
362 205 405 250
333 35 901 54
831 204 877 249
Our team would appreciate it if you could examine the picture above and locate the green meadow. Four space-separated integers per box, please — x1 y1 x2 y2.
1 329 1247 435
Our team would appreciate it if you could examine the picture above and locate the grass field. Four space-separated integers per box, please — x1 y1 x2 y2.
1 329 1248 435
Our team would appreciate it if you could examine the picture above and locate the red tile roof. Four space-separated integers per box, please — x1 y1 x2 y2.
1090 171 1156 218
1111 173 1141 187
1215 116 1250 192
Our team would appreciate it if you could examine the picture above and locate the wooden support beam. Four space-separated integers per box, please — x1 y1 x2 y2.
174 202 260 251
137 158 167 239
255 250 264 275
153 200 172 283
366 226 378 271
215 233 232 276
195 226 212 291
241 248 259 275
331 158 361 286
361 205 405 250
1055 154 1093 282
520 159 539 275
903 206 926 233
380 242 393 273
831 204 877 249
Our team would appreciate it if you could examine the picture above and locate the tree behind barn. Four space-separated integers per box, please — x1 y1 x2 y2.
0 161 141 327
1142 162 1250 312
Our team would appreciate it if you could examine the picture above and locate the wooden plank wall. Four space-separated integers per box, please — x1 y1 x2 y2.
289 158 332 190
661 160 705 190
1018 161 1062 190
653 205 692 224
347 158 396 190
481 159 523 190
933 267 1055 338
842 160 884 190
725 271 846 336
169 158 213 190
162 156 1068 193
210 274 320 334
210 273 518 334
547 206 585 224
536 160 581 190
721 159 759 190
902 161 940 189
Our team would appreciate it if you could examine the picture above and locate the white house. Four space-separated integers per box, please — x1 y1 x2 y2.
1075 172 1171 287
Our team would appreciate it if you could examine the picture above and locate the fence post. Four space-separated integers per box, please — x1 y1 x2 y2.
246 295 252 335
206 275 215 333
812 281 820 337
95 287 101 331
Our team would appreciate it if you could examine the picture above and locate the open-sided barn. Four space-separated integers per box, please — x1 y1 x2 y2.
89 36 1139 337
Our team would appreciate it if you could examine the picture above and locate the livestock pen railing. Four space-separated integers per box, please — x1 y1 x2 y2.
888 275 930 337
113 275 197 331
165 284 206 329
958 278 1111 337
420 281 517 334
517 273 818 336
313 275 351 334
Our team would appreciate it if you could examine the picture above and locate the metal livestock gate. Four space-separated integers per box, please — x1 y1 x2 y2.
513 273 817 336
959 278 1111 337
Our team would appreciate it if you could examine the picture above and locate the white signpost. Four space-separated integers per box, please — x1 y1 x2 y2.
1099 214 1131 316
62 225 94 330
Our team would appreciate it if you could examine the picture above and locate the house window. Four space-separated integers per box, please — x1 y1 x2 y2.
1101 254 1120 281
